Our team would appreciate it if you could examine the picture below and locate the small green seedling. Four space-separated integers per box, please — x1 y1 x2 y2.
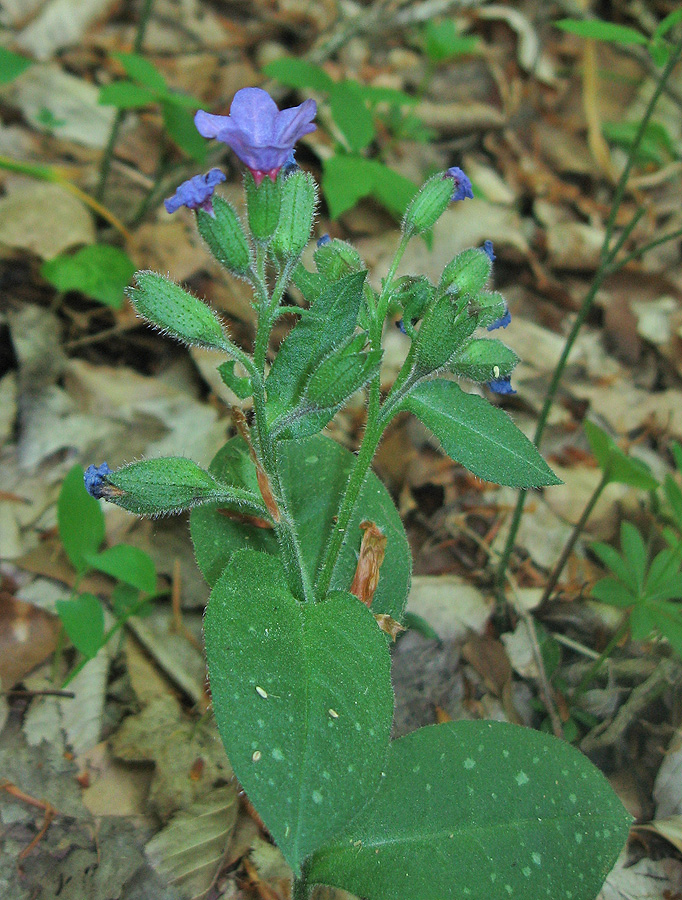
263 57 421 218
56 464 157 682
99 51 208 163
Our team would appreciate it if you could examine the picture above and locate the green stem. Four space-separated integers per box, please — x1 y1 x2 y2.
539 469 610 606
95 0 157 203
572 612 631 699
495 32 682 596
314 233 412 600
605 225 682 274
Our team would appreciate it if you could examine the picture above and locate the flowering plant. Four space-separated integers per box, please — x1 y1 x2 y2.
86 88 630 899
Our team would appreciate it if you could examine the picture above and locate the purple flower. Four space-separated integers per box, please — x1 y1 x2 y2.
164 169 226 215
195 88 317 186
487 376 516 395
84 462 112 499
487 307 511 331
483 240 495 261
445 166 474 202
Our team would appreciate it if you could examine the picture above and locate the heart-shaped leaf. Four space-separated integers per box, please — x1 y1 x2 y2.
191 434 411 618
308 720 631 900
204 549 394 873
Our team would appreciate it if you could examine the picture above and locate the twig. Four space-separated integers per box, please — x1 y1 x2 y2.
580 658 680 753
0 781 58 860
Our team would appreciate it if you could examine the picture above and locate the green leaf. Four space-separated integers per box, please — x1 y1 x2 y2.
191 434 411 620
404 380 561 488
355 84 419 106
266 271 366 417
590 576 636 608
41 245 136 309
664 475 682 527
105 457 268 518
204 549 394 873
370 163 418 218
274 349 381 440
450 338 519 383
423 20 479 62
218 360 253 399
162 100 208 162
308 720 631 900
555 18 648 45
322 155 376 219
56 593 105 659
263 57 334 92
591 541 633 585
328 81 376 152
99 80 158 108
128 271 228 350
584 420 658 490
58 465 105 572
111 583 142 619
649 601 682 658
86 545 157 593
0 47 33 85
112 51 168 93
653 8 682 41
620 521 647 592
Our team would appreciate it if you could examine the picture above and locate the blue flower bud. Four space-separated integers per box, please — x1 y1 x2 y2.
487 376 516 395
483 240 495 261
84 462 112 499
164 169 226 216
445 166 474 202
487 307 511 331
317 234 332 247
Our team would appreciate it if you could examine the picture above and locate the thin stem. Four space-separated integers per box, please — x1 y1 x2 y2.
605 226 682 274
539 469 610 606
495 32 682 596
315 412 383 600
314 232 412 600
603 33 682 259
572 612 631 699
95 0 156 203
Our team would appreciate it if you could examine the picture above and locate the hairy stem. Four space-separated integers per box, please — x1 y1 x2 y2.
495 33 682 595
95 0 156 203
315 234 412 600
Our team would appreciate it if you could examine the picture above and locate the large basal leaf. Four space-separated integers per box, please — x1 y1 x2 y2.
191 434 411 618
265 271 366 418
308 720 632 900
204 549 394 873
404 380 561 488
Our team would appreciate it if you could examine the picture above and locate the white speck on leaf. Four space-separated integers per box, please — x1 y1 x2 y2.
256 686 268 699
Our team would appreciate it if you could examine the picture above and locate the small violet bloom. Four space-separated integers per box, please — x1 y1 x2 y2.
316 234 331 247
84 462 112 499
487 307 511 331
487 376 516 395
164 169 226 216
483 239 495 262
445 166 474 202
195 88 317 186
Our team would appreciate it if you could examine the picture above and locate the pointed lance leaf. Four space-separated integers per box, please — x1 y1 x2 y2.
404 380 561 488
